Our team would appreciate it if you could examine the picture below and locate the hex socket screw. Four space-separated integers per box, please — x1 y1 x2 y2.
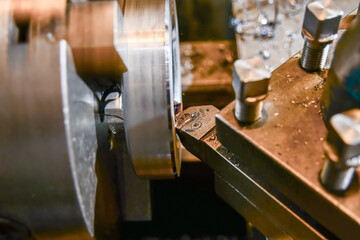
300 0 343 72
320 109 360 193
232 56 271 123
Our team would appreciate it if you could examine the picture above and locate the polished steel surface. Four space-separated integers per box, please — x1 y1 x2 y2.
300 0 343 71
176 106 325 239
123 0 182 178
0 39 96 239
232 56 270 123
320 109 360 192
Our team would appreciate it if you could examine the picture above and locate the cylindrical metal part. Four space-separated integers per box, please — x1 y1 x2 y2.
300 39 330 72
300 0 343 72
320 158 355 192
232 56 270 124
235 100 263 123
0 39 97 239
123 0 182 179
320 109 360 193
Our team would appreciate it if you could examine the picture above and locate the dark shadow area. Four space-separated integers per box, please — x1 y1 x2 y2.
176 0 235 41
122 162 246 239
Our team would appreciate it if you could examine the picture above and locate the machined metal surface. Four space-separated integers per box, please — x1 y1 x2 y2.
0 39 97 239
177 15 360 236
320 109 360 192
232 56 270 123
123 0 182 178
300 0 343 72
215 55 360 239
68 0 126 89
176 106 325 239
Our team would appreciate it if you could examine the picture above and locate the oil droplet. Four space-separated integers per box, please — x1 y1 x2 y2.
304 141 308 145
274 112 279 116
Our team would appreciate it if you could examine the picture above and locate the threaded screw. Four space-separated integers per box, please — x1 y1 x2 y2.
300 0 343 72
300 39 330 71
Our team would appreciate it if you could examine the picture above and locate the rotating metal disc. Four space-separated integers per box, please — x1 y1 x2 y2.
0 39 97 239
123 0 181 178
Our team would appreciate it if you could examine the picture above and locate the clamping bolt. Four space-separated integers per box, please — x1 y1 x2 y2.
320 109 360 193
232 56 271 123
300 0 343 72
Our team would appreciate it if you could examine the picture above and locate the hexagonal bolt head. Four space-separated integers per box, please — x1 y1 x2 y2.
232 56 271 123
300 0 343 72
320 109 360 192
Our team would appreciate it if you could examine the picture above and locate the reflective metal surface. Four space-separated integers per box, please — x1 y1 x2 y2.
0 39 97 239
300 0 343 71
176 106 325 240
123 0 181 178
320 109 360 192
177 12 360 236
215 57 360 239
232 56 270 123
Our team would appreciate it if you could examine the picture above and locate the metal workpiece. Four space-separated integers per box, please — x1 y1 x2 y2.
322 17 360 126
300 0 343 72
320 109 360 192
68 0 127 91
232 56 270 123
123 0 182 179
0 39 97 239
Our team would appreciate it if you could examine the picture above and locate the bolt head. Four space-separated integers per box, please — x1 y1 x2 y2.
302 0 343 42
232 56 270 103
325 109 360 167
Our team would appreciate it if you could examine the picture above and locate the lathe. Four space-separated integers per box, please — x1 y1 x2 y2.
0 0 360 239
